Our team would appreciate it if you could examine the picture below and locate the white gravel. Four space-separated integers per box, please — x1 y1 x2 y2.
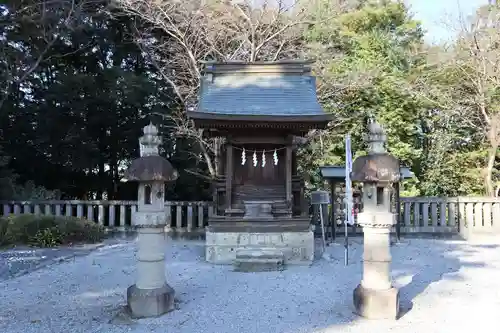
1 237 499 333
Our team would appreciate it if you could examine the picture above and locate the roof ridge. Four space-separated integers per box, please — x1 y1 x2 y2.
202 61 313 75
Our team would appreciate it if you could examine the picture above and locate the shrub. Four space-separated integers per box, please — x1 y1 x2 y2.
0 214 105 247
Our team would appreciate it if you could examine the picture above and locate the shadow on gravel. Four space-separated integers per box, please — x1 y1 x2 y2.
392 239 497 319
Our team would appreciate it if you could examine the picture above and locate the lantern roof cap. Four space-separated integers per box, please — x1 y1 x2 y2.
123 123 178 182
351 120 400 183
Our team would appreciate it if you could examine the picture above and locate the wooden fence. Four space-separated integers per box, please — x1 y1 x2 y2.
0 197 499 238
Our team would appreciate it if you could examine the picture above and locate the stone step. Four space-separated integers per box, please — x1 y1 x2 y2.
233 249 285 272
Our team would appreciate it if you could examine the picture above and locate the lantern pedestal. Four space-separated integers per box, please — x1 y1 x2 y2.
127 225 174 318
127 283 175 319
353 211 399 319
353 283 399 320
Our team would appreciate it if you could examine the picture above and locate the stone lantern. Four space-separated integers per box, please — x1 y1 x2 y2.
351 120 401 320
123 122 178 318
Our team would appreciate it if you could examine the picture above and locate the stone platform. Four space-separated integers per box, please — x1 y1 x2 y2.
205 228 315 265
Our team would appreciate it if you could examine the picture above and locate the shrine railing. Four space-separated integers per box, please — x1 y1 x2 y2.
399 197 500 237
0 200 213 235
1 197 499 238
321 196 500 238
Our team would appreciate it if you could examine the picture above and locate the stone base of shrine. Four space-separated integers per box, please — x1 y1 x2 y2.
205 228 315 265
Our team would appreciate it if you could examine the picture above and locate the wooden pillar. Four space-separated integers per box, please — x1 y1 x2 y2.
211 139 219 214
225 143 233 210
330 180 336 241
394 182 401 242
285 145 292 205
300 186 307 217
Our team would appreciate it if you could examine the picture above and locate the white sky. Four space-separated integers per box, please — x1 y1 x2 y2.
405 0 491 44
258 0 492 45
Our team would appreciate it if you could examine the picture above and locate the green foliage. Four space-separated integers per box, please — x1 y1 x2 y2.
0 214 105 247
32 228 61 247
302 0 426 192
0 143 16 200
11 181 62 200
299 0 494 197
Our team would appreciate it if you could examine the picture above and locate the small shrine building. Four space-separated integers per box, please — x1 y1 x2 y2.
187 61 332 266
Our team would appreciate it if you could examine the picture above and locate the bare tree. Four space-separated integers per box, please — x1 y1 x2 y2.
449 4 500 195
113 0 312 177
422 3 500 195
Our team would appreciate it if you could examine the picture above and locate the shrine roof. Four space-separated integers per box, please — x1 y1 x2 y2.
188 61 331 123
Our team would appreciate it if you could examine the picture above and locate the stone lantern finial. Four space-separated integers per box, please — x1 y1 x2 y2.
366 120 386 155
139 122 161 157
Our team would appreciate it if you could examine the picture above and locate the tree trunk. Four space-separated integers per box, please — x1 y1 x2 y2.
485 143 498 196
201 143 216 178
214 138 221 176
108 149 118 200
98 160 105 200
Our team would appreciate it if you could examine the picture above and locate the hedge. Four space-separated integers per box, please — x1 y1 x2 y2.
0 214 105 247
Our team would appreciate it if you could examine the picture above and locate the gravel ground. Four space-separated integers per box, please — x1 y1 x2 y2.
0 236 135 281
0 237 499 333
0 244 105 281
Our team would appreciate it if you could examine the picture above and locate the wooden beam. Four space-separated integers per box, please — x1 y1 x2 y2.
228 136 288 144
225 143 233 210
285 145 292 205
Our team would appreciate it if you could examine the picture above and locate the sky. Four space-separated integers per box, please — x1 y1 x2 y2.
405 0 491 44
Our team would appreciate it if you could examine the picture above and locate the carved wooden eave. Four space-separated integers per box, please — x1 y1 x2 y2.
188 111 331 135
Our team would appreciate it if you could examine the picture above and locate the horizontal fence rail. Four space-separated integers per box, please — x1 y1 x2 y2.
1 197 499 237
0 200 214 233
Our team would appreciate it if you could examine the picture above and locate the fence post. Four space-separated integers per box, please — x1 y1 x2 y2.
98 204 105 226
109 204 116 228
448 199 457 230
76 204 84 218
493 201 500 233
3 204 11 215
187 204 193 232
197 203 205 230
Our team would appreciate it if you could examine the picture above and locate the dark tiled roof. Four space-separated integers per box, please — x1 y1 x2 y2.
197 73 325 116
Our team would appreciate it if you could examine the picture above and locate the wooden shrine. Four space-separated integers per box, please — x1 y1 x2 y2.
187 61 331 265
